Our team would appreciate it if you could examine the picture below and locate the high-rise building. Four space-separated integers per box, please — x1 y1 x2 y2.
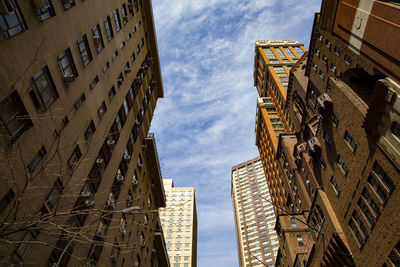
159 179 197 267
273 1 400 266
231 157 279 267
0 0 170 266
253 40 306 212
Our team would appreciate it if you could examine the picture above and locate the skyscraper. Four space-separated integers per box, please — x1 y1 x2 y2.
159 179 198 267
0 0 170 266
254 40 306 212
273 0 400 266
231 157 279 267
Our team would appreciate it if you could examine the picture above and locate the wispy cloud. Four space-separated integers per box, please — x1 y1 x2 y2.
150 0 321 265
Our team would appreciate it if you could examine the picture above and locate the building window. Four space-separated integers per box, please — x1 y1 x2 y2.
344 54 352 65
323 132 333 146
35 0 55 22
13 229 40 263
349 212 366 246
117 72 124 87
74 93 86 110
98 101 107 119
77 34 93 67
57 48 78 83
92 24 104 52
89 76 99 89
319 70 324 79
67 146 82 173
391 122 400 139
31 67 58 111
104 16 114 40
84 121 96 141
293 47 304 57
121 3 128 24
131 51 136 62
330 175 340 195
337 155 348 175
357 197 375 226
284 47 295 58
108 86 116 101
0 91 32 143
297 235 304 246
290 218 297 228
334 45 341 55
325 39 331 47
330 63 336 72
0 189 15 215
0 0 27 38
102 62 110 73
263 48 276 59
41 178 63 213
62 0 75 10
112 50 118 61
343 130 356 151
26 146 47 174
387 240 400 266
113 9 121 31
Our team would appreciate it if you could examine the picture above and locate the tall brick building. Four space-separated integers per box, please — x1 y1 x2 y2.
271 0 400 266
0 0 170 266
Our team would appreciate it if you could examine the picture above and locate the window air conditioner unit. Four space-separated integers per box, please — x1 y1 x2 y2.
33 0 48 9
124 67 131 74
107 137 115 147
96 158 105 165
116 173 125 183
63 74 75 83
123 16 128 23
140 240 146 248
124 154 131 162
132 177 138 185
0 0 14 14
120 226 126 235
135 118 140 125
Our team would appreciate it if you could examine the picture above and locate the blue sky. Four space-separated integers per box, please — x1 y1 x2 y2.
150 0 321 266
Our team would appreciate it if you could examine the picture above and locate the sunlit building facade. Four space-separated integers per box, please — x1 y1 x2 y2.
159 179 198 267
253 40 306 212
231 157 279 267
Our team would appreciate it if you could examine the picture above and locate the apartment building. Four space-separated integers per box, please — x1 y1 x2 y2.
159 179 198 267
273 0 400 266
0 0 170 266
253 40 306 212
231 157 279 267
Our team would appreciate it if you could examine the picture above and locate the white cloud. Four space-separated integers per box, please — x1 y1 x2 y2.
150 0 321 266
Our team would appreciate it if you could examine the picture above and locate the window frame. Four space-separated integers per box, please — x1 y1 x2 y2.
77 34 93 67
91 24 104 53
31 66 59 111
67 146 82 173
0 0 27 38
57 48 78 82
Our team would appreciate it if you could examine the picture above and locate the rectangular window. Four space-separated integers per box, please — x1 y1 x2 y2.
349 217 365 246
77 34 93 67
121 4 128 24
284 47 295 58
337 155 348 175
263 48 276 59
344 54 352 65
127 0 134 17
0 0 27 38
92 24 104 52
41 178 63 213
57 48 78 83
14 229 40 263
297 235 304 246
344 130 356 151
35 0 55 22
0 91 32 143
361 188 380 217
368 173 389 203
67 146 82 173
108 86 116 101
74 93 86 110
330 111 338 126
104 16 114 40
98 101 107 118
330 176 340 195
372 162 394 191
62 0 75 10
84 121 96 141
113 9 121 31
26 146 47 174
31 66 58 111
275 48 286 59
293 47 304 57
0 189 15 215
334 45 341 55
89 76 99 89
102 62 110 73
357 197 375 226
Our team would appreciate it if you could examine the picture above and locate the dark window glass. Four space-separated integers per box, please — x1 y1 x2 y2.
26 146 47 174
31 66 59 111
0 189 15 215
121 4 128 24
91 24 104 52
14 229 40 263
113 9 121 31
84 121 96 141
0 91 32 143
89 76 99 89
108 86 116 101
74 93 86 110
41 178 63 213
391 122 400 139
127 0 134 17
98 101 107 118
35 0 55 21
0 0 27 38
62 0 75 10
57 48 78 83
67 146 82 173
77 34 92 66
104 16 113 40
